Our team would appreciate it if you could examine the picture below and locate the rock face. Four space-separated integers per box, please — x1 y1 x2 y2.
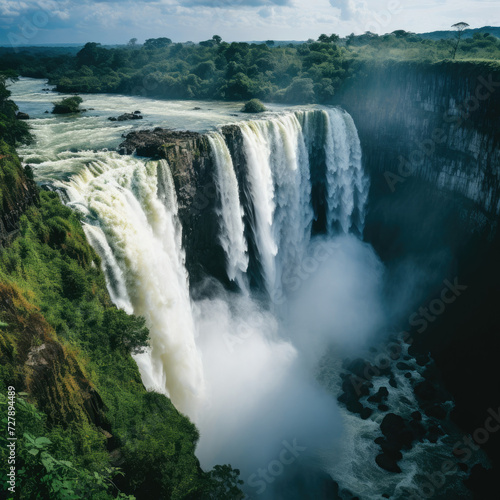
336 61 500 217
335 62 500 485
119 128 227 285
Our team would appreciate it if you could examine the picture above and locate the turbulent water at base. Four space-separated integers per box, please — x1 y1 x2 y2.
12 78 475 500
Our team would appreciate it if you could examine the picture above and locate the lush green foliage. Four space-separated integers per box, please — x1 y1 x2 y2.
1 31 499 105
241 98 266 113
0 186 243 499
0 75 32 146
52 96 83 114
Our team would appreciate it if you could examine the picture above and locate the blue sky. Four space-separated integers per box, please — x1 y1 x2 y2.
0 0 498 46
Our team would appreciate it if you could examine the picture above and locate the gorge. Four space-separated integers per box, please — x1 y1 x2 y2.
3 61 500 499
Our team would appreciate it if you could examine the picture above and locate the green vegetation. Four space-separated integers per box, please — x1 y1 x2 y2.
241 98 266 113
0 78 243 499
52 96 83 114
1 30 499 106
0 74 32 146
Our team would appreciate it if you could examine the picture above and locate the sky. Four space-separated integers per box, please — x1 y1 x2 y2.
0 0 498 46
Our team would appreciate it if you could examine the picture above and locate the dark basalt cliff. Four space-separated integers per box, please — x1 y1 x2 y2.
336 61 500 492
121 128 227 285
336 61 500 217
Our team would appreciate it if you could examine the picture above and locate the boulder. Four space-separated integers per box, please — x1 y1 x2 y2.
16 112 29 120
375 453 402 473
108 112 143 122
396 362 412 370
368 386 389 403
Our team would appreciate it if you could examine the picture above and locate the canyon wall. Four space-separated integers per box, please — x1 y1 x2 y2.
335 61 500 489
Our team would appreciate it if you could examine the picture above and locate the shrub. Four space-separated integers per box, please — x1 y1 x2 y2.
52 96 83 114
241 98 267 113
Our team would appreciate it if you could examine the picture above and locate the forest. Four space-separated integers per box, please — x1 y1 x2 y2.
1 30 500 104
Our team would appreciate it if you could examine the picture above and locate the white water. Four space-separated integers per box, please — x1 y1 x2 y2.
325 108 369 234
208 133 249 292
59 155 204 415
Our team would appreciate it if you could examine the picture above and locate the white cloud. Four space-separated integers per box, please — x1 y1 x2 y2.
0 0 497 45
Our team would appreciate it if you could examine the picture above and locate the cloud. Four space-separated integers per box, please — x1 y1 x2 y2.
181 0 291 7
0 0 496 46
329 0 360 21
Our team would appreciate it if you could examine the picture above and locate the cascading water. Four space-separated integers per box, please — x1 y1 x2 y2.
238 109 366 300
324 108 369 235
59 154 204 415
207 132 249 292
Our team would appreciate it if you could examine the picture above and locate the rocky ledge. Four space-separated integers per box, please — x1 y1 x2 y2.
118 127 202 157
118 127 227 285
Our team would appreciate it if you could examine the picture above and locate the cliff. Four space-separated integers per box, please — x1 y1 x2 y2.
336 60 500 491
336 60 500 219
120 128 228 285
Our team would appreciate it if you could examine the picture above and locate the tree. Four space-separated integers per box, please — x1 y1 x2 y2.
76 42 103 67
212 35 222 45
318 33 340 44
451 22 470 59
128 38 137 47
52 96 83 114
144 37 172 49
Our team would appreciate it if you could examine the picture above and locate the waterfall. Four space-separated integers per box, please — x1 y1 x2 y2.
208 132 249 292
59 154 204 415
52 107 367 415
238 113 315 300
324 108 369 234
235 109 368 300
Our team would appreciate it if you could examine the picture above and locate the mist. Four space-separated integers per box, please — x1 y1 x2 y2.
191 234 389 497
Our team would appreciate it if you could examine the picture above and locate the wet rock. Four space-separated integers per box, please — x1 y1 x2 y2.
425 404 447 420
415 353 430 366
16 111 30 120
360 407 373 420
193 107 201 110
414 380 436 401
380 413 415 449
108 112 143 122
396 362 412 370
378 404 389 412
427 424 444 443
389 376 398 388
411 411 422 421
376 453 401 473
404 372 412 379
368 386 389 403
